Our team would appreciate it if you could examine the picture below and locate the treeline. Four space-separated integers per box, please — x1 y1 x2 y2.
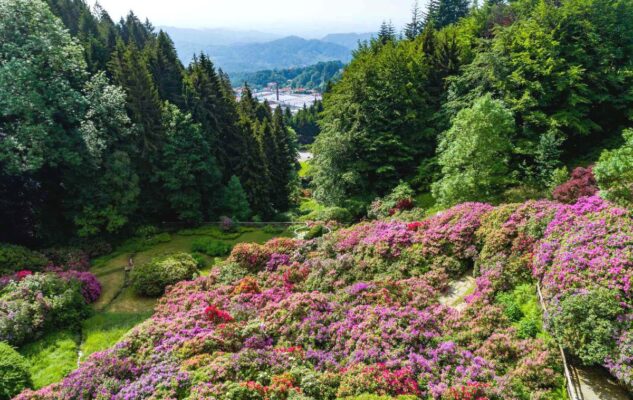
312 0 633 211
285 101 324 146
0 0 297 245
229 61 344 91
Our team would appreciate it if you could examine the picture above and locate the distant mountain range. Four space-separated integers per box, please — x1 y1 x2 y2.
159 27 374 73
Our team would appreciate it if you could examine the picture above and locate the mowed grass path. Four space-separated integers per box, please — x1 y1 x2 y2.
21 225 289 388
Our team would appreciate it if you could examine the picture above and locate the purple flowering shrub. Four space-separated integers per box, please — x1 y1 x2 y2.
19 196 633 399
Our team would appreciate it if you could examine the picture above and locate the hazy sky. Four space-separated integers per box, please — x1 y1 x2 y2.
95 0 415 36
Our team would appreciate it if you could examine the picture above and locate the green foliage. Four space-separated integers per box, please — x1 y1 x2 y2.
496 285 544 340
433 94 514 206
594 128 633 207
130 253 199 297
306 207 353 224
549 288 623 366
0 244 48 276
191 238 232 257
304 224 326 240
0 342 31 399
312 38 435 207
74 73 139 237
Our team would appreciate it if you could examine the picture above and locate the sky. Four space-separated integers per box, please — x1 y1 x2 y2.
95 0 415 37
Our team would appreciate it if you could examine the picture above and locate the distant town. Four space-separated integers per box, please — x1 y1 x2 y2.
235 82 322 114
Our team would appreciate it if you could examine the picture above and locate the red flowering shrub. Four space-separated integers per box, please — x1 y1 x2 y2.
552 166 598 204
205 305 234 323
15 270 32 280
445 382 491 400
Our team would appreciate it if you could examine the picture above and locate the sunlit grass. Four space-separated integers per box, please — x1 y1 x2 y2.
81 311 152 360
20 330 79 389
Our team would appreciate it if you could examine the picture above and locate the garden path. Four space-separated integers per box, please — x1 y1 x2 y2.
568 363 632 400
439 272 476 311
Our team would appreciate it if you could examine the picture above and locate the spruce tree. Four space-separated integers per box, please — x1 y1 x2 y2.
216 69 248 181
222 176 252 221
425 0 441 27
236 88 274 218
435 0 470 29
377 21 397 45
149 31 185 108
270 107 296 211
404 1 425 40
108 39 164 216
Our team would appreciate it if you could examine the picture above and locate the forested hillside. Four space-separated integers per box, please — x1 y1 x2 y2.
229 61 344 91
312 0 633 213
0 0 298 246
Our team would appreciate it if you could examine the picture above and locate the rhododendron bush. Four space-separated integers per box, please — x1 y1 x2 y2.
18 196 633 399
0 273 95 346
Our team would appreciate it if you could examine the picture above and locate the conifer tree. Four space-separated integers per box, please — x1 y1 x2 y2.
425 0 441 27
435 0 471 29
109 40 164 158
222 176 252 221
377 21 397 45
148 31 185 108
404 1 425 40
270 107 296 211
236 87 274 218
157 103 222 223
216 69 248 180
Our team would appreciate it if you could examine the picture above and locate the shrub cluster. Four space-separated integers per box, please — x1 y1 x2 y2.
0 244 48 276
191 238 232 257
130 253 199 297
0 342 31 399
0 273 90 346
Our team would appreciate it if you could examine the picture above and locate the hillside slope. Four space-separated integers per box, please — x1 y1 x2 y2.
17 196 633 399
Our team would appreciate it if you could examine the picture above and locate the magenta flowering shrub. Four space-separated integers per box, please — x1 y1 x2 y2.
23 196 633 399
56 270 102 303
533 196 633 295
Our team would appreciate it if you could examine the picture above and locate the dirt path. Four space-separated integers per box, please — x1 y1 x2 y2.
439 273 476 311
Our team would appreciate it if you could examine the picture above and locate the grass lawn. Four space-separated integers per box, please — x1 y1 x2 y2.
20 330 79 389
80 311 152 360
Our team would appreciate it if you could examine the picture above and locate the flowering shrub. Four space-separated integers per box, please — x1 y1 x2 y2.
56 270 102 303
0 273 90 346
552 166 598 204
21 197 633 399
205 305 234 323
368 182 416 220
